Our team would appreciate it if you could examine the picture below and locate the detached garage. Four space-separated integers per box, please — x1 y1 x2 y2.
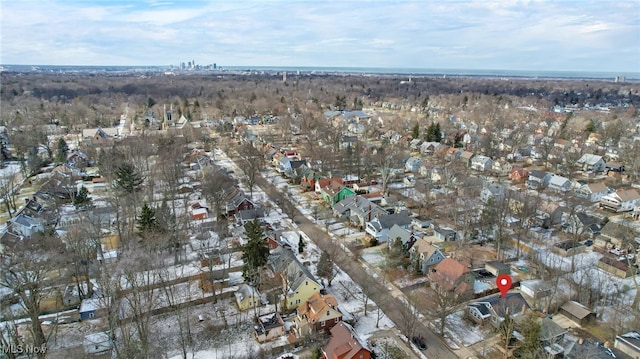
559 301 596 326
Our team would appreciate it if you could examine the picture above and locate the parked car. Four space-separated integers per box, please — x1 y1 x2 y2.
412 335 427 350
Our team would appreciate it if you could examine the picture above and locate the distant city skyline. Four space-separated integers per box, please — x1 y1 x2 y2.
1 0 639 73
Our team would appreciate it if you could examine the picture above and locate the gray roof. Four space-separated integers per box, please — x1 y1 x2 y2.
374 212 411 229
387 224 412 245
560 301 594 319
268 245 296 274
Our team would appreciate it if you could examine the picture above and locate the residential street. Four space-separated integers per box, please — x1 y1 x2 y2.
251 171 461 359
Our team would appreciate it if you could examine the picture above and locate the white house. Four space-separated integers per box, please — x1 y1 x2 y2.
576 154 606 172
600 189 640 212
548 175 572 192
575 182 610 202
470 155 493 172
365 212 412 243
405 157 423 173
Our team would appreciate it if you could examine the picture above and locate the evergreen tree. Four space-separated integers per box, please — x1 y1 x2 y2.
298 234 305 253
241 220 269 286
155 199 174 234
433 122 442 142
585 118 596 133
137 203 158 234
411 122 420 139
73 186 93 210
115 162 144 193
55 138 69 163
516 311 543 358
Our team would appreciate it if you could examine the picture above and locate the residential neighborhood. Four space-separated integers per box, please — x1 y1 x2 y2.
0 69 639 359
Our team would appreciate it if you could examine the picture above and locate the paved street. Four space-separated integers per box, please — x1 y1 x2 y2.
251 171 461 359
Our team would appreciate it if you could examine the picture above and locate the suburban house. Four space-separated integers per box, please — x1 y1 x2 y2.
365 211 412 243
386 224 419 250
467 292 530 327
420 141 441 155
508 167 529 182
562 212 601 237
321 322 371 359
548 174 572 192
300 169 322 192
527 170 551 190
459 151 475 167
346 198 387 229
481 183 506 203
471 155 493 172
559 301 596 326
224 188 255 215
600 188 640 212
405 157 423 173
596 222 636 248
320 180 355 206
8 213 44 238
433 226 457 242
409 238 445 273
597 256 636 278
605 161 626 174
315 177 343 194
491 159 512 177
614 331 640 359
576 154 606 172
428 258 475 297
235 284 262 311
255 313 285 343
282 258 322 310
277 157 308 177
294 292 342 337
235 208 265 225
575 182 610 202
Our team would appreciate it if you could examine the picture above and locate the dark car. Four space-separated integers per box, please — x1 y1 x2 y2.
584 239 593 247
412 336 427 350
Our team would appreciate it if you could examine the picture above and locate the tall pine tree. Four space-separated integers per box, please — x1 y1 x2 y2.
115 162 144 193
137 203 158 234
241 220 269 286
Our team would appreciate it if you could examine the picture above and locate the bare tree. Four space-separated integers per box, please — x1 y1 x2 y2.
371 144 405 196
236 141 263 199
397 296 421 344
0 233 65 359
0 168 20 217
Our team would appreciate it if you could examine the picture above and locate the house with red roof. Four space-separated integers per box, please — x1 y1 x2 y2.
428 258 475 298
322 322 371 359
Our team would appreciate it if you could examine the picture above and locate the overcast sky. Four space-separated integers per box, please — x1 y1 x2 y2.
1 0 639 72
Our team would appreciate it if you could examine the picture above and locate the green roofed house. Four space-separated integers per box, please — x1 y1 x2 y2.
320 180 355 206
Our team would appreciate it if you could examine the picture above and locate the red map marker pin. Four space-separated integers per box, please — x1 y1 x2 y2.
496 274 512 298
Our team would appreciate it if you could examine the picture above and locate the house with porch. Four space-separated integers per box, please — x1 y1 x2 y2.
548 174 572 192
293 292 342 338
320 180 355 206
365 211 412 243
576 154 606 172
471 155 493 172
467 293 530 328
600 188 640 212
459 151 475 167
281 257 322 311
527 170 551 190
575 182 610 202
